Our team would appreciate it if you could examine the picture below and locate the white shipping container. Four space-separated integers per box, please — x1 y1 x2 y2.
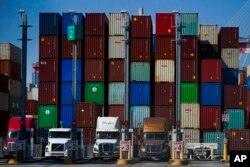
221 48 239 69
109 13 130 35
27 87 38 100
109 36 126 59
0 43 21 64
182 129 200 154
155 60 175 82
199 25 218 45
0 92 9 111
181 103 200 129
131 106 150 128
9 79 21 97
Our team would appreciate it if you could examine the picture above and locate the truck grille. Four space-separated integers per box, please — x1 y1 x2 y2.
52 144 64 151
7 142 16 151
146 144 161 153
99 143 113 152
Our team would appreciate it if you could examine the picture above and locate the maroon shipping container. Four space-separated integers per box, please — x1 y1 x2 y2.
224 85 247 109
131 38 151 61
246 105 250 128
154 106 175 131
39 82 58 105
85 36 106 59
201 59 222 82
0 111 9 136
83 128 95 145
219 27 239 48
84 59 105 82
198 44 219 59
85 13 108 36
156 13 175 36
133 128 140 145
200 106 221 130
181 59 198 82
76 102 102 128
26 100 38 115
238 69 247 86
109 59 124 82
0 60 21 80
247 92 250 104
108 105 124 122
62 36 83 58
154 82 175 106
0 74 9 93
131 16 152 38
181 36 198 59
226 129 250 151
39 59 58 82
155 36 175 59
39 36 59 59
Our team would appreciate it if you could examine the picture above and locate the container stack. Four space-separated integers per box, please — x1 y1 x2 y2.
154 13 176 131
38 13 61 129
108 12 129 122
60 13 84 128
130 15 152 128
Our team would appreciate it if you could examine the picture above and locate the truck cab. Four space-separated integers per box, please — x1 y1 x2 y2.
139 117 170 160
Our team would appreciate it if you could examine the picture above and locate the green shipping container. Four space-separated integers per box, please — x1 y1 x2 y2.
203 132 225 155
38 105 58 128
224 109 245 129
180 13 198 36
130 62 150 82
181 83 198 103
84 82 105 105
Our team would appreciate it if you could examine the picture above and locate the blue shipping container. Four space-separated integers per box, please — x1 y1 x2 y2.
222 68 238 85
130 82 150 105
130 106 150 128
224 109 245 129
62 13 84 36
203 132 225 155
61 105 73 128
61 59 82 81
39 13 62 35
247 77 250 90
201 83 221 106
152 34 156 53
61 82 82 104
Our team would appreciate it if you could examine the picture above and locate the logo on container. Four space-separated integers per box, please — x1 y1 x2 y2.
45 110 50 115
92 87 97 92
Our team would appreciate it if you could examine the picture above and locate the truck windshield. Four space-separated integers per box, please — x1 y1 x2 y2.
8 131 20 138
144 132 166 140
49 132 71 138
98 132 119 139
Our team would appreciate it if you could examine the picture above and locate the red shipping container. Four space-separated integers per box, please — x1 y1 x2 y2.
226 129 250 151
246 105 250 128
247 92 250 104
181 59 198 82
131 38 151 61
154 82 175 106
108 105 124 122
62 36 83 58
155 36 175 59
200 106 221 130
83 128 96 145
219 27 239 48
201 59 222 82
85 36 106 59
181 36 198 59
39 82 58 105
85 59 105 82
109 59 124 82
154 106 175 131
76 102 102 128
39 59 58 82
85 13 108 36
26 100 38 115
238 69 247 86
0 60 21 80
198 44 218 59
224 85 247 109
131 16 152 38
0 74 9 93
39 36 59 59
156 13 175 36
0 110 9 136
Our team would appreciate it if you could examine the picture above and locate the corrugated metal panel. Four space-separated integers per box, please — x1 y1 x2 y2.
62 36 83 58
84 59 105 82
39 36 59 59
84 82 105 105
203 132 224 155
39 13 61 35
108 82 125 105
224 85 247 109
61 82 82 105
221 48 239 69
238 69 247 86
61 59 82 81
62 13 84 36
156 13 175 36
222 68 238 85
131 62 150 82
131 38 151 61
199 25 218 45
226 129 250 151
0 92 9 111
201 83 221 106
0 111 9 136
109 59 124 82
131 106 150 128
9 96 21 115
198 44 218 59
154 106 175 130
200 106 221 130
247 64 250 77
26 100 38 115
201 59 222 82
152 35 156 53
181 36 198 59
85 36 106 59
61 105 73 128
108 36 125 59
130 82 150 106
0 60 21 80
154 83 175 106
219 27 239 48
247 105 250 128
181 103 200 128
155 60 175 82
180 13 198 36
131 16 152 38
9 79 21 97
0 43 21 64
108 105 125 122
83 128 95 144
181 83 198 103
155 36 175 59
38 105 58 128
85 13 108 35
109 13 129 35
224 109 245 129
39 59 58 82
182 129 200 154
39 82 58 105
181 59 198 82
0 74 8 93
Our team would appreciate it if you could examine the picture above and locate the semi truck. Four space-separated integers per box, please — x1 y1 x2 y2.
93 117 121 159
138 117 170 160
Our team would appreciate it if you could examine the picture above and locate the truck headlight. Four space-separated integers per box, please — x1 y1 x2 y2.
141 147 146 152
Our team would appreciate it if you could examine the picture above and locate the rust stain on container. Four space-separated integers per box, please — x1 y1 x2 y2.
39 82 58 105
39 59 58 82
181 59 198 82
108 105 124 122
200 106 221 130
26 100 38 115
109 59 124 82
85 36 106 59
238 68 247 86
131 15 152 38
219 27 239 48
62 36 83 58
181 36 198 59
85 59 105 82
201 59 222 82
224 85 247 109
131 38 151 61
154 82 175 106
85 13 108 36
226 129 250 151
155 36 175 59
39 36 59 59
154 106 175 131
